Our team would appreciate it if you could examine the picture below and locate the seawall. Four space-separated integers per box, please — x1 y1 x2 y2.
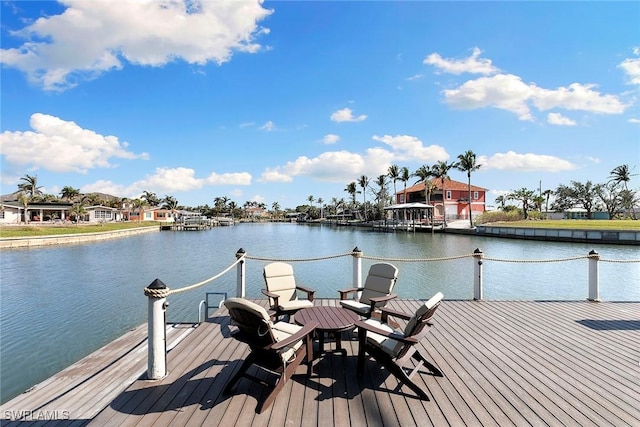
474 225 640 245
0 226 159 249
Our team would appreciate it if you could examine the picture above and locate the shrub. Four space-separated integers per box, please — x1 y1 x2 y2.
475 210 524 224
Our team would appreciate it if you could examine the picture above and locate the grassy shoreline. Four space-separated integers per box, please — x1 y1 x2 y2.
1 219 638 238
0 222 161 238
481 219 639 230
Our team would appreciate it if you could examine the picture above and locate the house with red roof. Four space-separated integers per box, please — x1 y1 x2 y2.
395 178 487 222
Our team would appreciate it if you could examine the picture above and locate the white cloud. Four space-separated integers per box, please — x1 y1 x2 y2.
260 168 293 182
547 112 576 126
323 134 340 144
1 0 272 90
424 47 499 75
81 167 251 199
371 135 449 162
532 83 627 114
406 74 424 81
443 74 535 121
330 108 367 123
478 151 577 172
261 150 383 183
259 121 276 131
619 52 640 85
628 118 640 124
443 74 627 120
206 172 252 185
261 133 449 185
0 113 148 173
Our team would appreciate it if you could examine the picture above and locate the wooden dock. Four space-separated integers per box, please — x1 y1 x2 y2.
2 299 638 426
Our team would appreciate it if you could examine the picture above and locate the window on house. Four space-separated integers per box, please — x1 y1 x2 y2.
0 211 4 219
95 210 113 219
473 191 479 200
446 191 451 200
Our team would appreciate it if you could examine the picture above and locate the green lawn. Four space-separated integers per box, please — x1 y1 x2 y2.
483 219 640 230
0 222 161 238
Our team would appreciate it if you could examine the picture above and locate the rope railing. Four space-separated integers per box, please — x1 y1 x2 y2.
244 252 354 263
144 246 638 380
361 253 476 262
143 257 243 299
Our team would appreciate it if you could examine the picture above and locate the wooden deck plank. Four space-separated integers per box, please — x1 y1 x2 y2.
1 299 638 427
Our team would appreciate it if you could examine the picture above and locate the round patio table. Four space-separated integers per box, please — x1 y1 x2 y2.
295 306 359 357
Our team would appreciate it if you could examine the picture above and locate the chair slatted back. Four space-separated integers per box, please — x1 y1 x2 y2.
359 263 398 306
263 262 298 303
394 292 443 359
224 297 276 348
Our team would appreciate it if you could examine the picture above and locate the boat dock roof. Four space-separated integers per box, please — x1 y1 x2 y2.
2 299 638 426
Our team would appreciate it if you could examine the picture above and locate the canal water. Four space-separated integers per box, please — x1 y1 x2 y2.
1 223 638 403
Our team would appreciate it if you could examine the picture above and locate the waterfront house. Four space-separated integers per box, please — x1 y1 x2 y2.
0 200 73 224
83 205 122 223
396 178 487 222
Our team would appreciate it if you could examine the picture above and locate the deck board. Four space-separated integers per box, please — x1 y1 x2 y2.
1 299 638 426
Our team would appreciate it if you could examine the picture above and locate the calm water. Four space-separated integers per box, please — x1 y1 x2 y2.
1 223 638 403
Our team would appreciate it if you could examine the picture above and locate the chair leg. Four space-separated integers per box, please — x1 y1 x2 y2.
412 349 443 377
387 361 430 400
257 348 306 414
224 353 256 395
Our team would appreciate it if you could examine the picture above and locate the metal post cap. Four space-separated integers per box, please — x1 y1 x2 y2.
148 278 167 289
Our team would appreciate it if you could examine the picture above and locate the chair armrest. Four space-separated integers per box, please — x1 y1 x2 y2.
338 287 362 300
261 289 280 308
271 321 319 350
296 285 316 302
379 306 412 322
355 320 418 344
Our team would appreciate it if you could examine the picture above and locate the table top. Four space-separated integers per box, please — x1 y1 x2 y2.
295 306 359 332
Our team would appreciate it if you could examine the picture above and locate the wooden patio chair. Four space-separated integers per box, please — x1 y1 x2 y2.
356 292 444 399
262 262 315 320
222 297 318 414
339 262 399 318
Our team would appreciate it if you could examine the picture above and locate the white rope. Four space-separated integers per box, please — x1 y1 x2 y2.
144 256 243 298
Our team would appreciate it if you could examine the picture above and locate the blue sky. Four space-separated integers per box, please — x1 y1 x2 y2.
1 1 639 210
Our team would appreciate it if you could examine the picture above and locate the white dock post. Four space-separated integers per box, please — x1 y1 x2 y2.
473 248 484 301
236 248 246 298
145 279 168 380
588 250 600 302
352 247 363 290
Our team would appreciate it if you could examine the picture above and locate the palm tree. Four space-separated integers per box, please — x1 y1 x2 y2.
60 186 80 201
228 201 238 219
272 201 280 220
162 195 179 221
344 182 358 210
141 190 160 207
609 164 637 218
131 198 147 222
495 195 506 211
18 174 43 198
542 189 553 218
18 193 29 223
70 203 86 224
357 175 370 221
456 150 482 228
374 174 389 220
317 197 324 219
413 165 434 205
433 160 457 227
387 164 400 203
